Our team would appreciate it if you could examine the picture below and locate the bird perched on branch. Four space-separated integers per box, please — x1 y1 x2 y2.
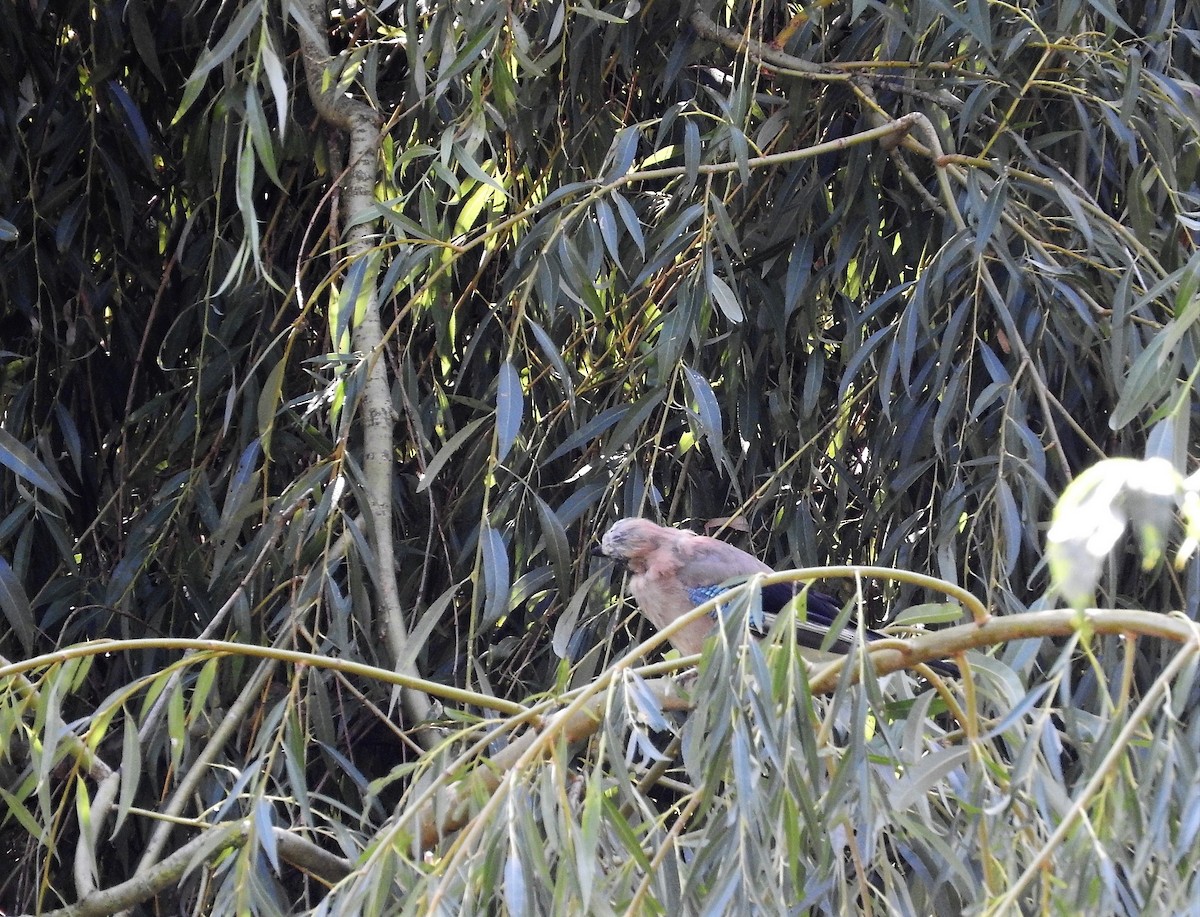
593 517 958 677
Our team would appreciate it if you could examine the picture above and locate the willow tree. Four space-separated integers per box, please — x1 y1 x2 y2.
1 0 1198 913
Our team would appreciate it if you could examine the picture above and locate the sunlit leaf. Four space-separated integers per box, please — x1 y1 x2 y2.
173 2 260 123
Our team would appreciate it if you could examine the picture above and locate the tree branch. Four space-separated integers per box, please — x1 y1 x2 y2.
407 604 1200 850
33 822 350 917
292 0 432 729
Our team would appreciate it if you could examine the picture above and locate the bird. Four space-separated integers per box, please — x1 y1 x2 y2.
593 517 958 677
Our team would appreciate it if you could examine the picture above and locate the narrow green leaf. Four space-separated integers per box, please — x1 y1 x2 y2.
218 439 263 528
107 80 154 173
35 669 64 821
1111 334 1178 430
0 787 47 843
53 403 83 478
1052 176 1094 248
417 416 490 492
255 796 280 872
126 0 164 83
260 37 289 138
0 555 35 652
595 198 621 265
503 838 529 917
435 18 502 94
575 766 602 903
480 524 510 628
532 494 572 594
891 748 972 809
604 126 640 182
544 406 628 463
526 320 575 404
496 360 524 463
0 428 69 505
114 710 141 835
972 174 1007 255
707 275 743 324
683 365 723 442
452 143 508 197
257 357 287 455
801 347 824 418
106 540 150 607
785 237 813 318
631 202 704 287
556 484 606 527
728 125 750 186
235 138 260 257
658 282 699 375
138 668 175 721
607 392 664 452
396 586 459 671
611 191 645 256
167 683 185 771
574 0 629 24
552 571 602 659
191 657 220 725
996 479 1022 573
1082 0 1133 31
599 793 653 871
244 83 283 187
172 2 260 124
683 119 701 188
890 603 964 626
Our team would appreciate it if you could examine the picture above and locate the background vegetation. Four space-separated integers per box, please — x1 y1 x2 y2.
1 0 1198 912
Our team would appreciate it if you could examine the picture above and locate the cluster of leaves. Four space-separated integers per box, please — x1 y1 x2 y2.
1 0 1199 913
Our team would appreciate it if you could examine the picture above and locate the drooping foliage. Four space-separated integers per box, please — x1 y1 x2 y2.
1 0 1199 912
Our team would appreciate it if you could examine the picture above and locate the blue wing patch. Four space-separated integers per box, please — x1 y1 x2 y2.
687 580 959 676
688 580 860 650
687 585 729 608
688 582 840 625
688 582 765 631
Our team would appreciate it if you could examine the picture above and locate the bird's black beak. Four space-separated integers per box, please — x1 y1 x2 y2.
592 544 627 570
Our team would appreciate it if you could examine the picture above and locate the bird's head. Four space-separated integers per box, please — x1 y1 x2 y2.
592 518 667 572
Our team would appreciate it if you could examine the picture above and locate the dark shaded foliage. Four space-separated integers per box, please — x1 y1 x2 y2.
1 0 1199 912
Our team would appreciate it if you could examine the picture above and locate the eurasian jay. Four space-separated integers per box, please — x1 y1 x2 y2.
594 517 958 676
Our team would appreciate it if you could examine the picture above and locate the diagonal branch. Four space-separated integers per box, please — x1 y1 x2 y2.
407 604 1198 850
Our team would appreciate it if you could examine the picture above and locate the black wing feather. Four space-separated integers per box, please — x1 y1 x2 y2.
689 581 959 677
